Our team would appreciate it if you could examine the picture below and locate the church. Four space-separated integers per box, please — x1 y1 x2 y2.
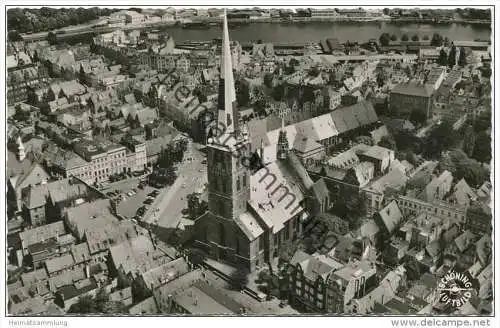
193 13 328 272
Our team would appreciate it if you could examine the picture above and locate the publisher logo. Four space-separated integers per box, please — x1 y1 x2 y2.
437 270 475 310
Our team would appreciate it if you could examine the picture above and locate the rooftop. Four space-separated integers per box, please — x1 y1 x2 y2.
391 82 434 98
73 139 125 161
334 260 376 282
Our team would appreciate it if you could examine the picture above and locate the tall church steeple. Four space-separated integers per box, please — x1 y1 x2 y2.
216 10 239 137
207 11 251 222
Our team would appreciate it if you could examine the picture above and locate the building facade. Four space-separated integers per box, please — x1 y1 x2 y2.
71 140 128 183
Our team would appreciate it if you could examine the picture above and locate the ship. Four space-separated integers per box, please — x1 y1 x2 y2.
181 22 210 29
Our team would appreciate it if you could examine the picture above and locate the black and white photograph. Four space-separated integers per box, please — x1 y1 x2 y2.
1 1 497 325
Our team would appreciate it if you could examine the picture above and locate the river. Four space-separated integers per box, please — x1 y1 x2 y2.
160 21 491 43
61 21 491 45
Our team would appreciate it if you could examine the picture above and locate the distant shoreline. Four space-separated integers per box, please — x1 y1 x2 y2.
178 16 491 25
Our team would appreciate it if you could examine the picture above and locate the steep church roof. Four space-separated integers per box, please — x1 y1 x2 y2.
218 10 236 136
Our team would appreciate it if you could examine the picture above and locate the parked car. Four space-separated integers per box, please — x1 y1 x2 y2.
144 198 154 205
137 207 146 217
149 190 160 197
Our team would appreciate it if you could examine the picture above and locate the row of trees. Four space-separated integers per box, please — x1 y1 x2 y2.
379 119 490 187
379 32 454 48
438 149 489 188
156 139 188 169
379 33 430 46
149 139 189 187
437 45 468 67
7 7 119 34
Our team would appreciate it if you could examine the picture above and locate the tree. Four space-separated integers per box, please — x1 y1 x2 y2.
401 34 409 42
405 259 422 281
67 288 128 314
411 34 419 42
8 31 23 42
258 269 271 283
474 111 491 133
68 295 97 313
458 46 467 67
398 150 420 167
379 33 391 46
462 125 476 157
271 84 285 101
430 33 443 47
47 31 57 45
378 135 396 150
186 192 208 219
409 108 427 125
308 66 320 77
331 192 367 231
229 269 249 290
355 135 373 146
394 130 422 154
472 132 491 165
289 58 299 67
376 71 386 87
383 8 390 15
390 34 398 41
278 240 297 264
235 80 250 107
448 45 457 68
443 37 451 47
437 49 448 67
480 66 492 79
101 301 128 314
263 73 274 88
439 150 489 187
129 7 143 13
423 121 459 158
284 65 295 75
404 65 412 78
165 165 178 186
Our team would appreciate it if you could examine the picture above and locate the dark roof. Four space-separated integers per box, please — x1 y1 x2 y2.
376 200 403 235
331 100 378 134
192 280 244 314
57 277 98 300
27 237 58 255
373 302 390 313
385 298 413 314
391 83 434 98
